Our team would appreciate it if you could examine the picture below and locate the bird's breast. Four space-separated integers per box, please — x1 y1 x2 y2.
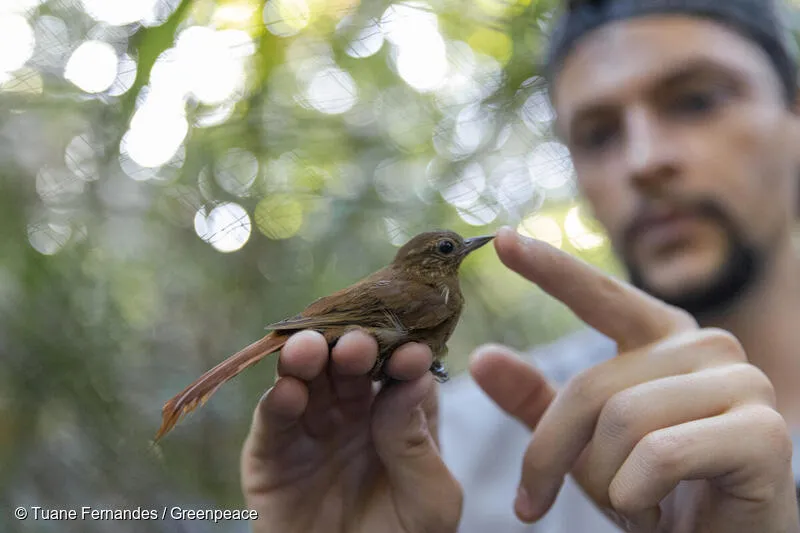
435 280 463 309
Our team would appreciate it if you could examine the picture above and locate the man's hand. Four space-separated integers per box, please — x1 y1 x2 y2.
240 329 462 533
471 227 798 532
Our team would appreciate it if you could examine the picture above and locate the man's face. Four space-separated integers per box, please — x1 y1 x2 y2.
553 15 800 317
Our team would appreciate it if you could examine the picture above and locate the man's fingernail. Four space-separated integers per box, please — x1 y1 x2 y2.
497 225 520 241
514 485 537 522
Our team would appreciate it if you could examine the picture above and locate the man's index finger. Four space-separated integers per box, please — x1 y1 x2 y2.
494 227 695 352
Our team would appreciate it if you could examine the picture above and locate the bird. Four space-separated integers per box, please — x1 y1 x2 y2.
154 229 495 441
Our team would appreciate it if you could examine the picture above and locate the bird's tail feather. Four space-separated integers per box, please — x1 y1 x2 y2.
154 332 288 441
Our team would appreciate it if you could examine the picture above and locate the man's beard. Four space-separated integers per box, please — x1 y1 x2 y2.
620 198 767 320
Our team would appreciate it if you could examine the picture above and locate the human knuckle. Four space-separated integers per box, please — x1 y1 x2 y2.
730 363 776 405
608 483 645 516
671 308 698 330
564 368 604 406
638 430 684 475
750 406 792 461
702 328 746 362
599 389 641 440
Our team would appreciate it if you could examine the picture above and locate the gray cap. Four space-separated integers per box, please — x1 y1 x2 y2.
544 0 799 102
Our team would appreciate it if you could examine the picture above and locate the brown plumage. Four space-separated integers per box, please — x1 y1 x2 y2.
154 230 494 441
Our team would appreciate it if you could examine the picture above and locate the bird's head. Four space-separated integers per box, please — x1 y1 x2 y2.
392 230 494 278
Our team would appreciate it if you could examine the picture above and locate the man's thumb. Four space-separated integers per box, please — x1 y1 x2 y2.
371 373 462 519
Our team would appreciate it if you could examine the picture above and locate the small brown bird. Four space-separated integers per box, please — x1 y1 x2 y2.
154 229 494 441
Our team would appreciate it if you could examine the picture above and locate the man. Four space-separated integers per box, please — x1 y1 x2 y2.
239 0 800 531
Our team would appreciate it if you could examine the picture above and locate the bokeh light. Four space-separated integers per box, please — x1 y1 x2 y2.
528 141 575 199
64 40 119 93
2 0 45 14
27 220 72 255
382 2 449 92
31 15 70 69
305 66 358 114
254 194 305 240
467 27 513 65
263 0 311 37
108 53 137 96
215 148 259 197
121 97 188 169
35 166 86 205
520 82 556 134
174 26 253 104
440 162 486 208
457 200 501 226
374 158 428 203
0 14 35 82
383 216 413 246
565 205 606 250
65 134 100 182
79 0 162 26
194 202 252 252
518 214 563 249
343 18 384 58
213 2 259 27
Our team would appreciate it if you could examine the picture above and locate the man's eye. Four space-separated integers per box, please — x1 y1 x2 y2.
669 89 725 116
576 123 617 151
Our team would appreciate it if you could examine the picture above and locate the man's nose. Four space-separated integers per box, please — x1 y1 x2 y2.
623 108 679 190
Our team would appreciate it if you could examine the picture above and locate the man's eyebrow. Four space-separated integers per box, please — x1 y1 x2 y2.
562 58 744 137
652 58 744 92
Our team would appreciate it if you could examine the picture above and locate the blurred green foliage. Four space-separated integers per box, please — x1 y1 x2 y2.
3 0 797 531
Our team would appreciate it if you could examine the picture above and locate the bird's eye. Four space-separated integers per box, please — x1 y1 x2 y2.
437 239 455 255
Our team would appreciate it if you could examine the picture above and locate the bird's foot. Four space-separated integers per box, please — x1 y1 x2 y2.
369 355 389 382
369 355 449 384
429 359 449 383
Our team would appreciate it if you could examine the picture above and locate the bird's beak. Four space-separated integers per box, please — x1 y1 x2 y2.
462 234 495 255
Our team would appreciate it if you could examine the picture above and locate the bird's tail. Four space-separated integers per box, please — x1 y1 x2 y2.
154 332 288 441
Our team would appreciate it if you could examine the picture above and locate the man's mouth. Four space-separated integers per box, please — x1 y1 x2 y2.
630 208 705 250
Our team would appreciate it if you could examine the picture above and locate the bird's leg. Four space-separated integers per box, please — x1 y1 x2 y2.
371 357 450 384
369 354 389 382
429 359 449 383
428 344 450 382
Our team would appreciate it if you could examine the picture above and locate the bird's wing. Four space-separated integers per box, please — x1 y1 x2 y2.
370 277 453 331
266 311 369 331
266 271 450 333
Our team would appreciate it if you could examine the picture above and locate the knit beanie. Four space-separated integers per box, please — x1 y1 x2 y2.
544 0 799 102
